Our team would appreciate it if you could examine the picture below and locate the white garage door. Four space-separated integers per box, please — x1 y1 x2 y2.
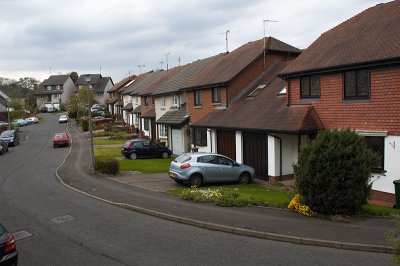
172 129 183 155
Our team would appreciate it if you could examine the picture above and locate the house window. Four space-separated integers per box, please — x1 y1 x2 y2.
152 96 155 105
135 115 139 124
212 87 221 103
300 76 320 98
47 86 51 91
97 92 102 97
192 127 207 146
365 136 384 172
172 95 178 106
136 96 139 104
344 70 370 99
143 118 149 131
161 96 166 108
144 96 148 107
56 85 61 90
194 90 201 106
159 124 168 137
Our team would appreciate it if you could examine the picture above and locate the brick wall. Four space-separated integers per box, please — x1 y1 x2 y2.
288 67 400 135
369 190 395 207
188 53 297 123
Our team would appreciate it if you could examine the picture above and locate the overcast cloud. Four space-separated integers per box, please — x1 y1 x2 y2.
0 0 388 83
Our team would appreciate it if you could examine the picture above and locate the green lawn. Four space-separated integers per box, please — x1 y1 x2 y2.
94 146 173 174
93 139 126 145
362 204 400 216
167 184 291 208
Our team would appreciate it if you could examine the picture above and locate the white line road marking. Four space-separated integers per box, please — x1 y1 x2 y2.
51 215 75 224
13 230 33 241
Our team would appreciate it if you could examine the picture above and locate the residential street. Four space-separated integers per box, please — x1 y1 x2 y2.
0 113 395 265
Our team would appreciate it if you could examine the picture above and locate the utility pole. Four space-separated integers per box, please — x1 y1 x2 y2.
263 19 278 68
159 61 164 70
220 30 230 52
164 52 171 71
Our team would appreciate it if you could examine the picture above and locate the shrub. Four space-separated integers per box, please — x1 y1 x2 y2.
81 119 89 132
68 110 77 119
294 129 379 215
95 159 119 175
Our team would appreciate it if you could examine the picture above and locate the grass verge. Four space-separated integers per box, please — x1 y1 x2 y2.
93 139 126 145
361 204 400 216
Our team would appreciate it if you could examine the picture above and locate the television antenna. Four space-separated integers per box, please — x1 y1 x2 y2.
263 19 278 68
220 29 230 52
159 61 164 70
164 52 171 71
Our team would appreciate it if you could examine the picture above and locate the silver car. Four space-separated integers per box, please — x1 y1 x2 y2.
169 152 255 187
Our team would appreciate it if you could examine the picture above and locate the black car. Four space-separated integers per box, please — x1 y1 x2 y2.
0 223 18 265
121 139 172 160
0 131 19 147
39 106 48 113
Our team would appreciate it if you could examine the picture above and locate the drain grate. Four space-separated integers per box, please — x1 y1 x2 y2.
51 215 75 224
13 230 32 241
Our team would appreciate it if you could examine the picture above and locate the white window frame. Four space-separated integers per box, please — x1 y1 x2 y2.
159 124 168 137
172 95 178 107
161 96 166 108
56 85 61 90
47 85 51 91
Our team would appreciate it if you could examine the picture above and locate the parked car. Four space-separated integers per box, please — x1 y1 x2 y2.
0 121 8 129
11 119 28 127
121 139 172 160
52 132 70 148
40 106 48 113
92 116 113 124
0 223 18 265
0 130 19 146
169 152 255 187
0 140 9 155
58 115 68 123
25 117 39 124
47 107 58 113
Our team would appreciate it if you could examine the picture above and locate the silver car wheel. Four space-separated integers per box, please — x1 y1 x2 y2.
129 153 137 160
162 152 169 158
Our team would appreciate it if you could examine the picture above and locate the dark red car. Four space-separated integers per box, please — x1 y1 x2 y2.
0 223 18 265
92 116 113 124
52 132 70 148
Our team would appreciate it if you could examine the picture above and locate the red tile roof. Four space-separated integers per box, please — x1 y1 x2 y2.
186 37 301 89
280 1 400 77
192 61 323 133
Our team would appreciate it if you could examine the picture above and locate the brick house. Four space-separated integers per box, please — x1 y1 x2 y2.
106 75 136 117
184 37 301 152
192 61 322 180
152 54 224 155
279 1 400 206
33 75 76 109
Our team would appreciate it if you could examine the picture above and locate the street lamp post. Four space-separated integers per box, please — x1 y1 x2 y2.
85 75 95 174
6 102 11 130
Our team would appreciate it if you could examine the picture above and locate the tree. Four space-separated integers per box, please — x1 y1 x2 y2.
17 77 40 91
69 71 79 83
66 85 94 118
294 129 379 215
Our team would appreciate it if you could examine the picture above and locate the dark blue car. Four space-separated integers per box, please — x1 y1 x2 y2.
0 223 18 266
121 139 172 160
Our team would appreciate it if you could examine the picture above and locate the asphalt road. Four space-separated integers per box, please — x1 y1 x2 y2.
0 113 394 265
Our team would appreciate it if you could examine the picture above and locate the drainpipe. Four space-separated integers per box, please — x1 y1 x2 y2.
207 129 213 153
268 133 282 181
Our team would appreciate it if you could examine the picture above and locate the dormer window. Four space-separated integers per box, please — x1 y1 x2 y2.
47 86 51 91
212 88 221 103
56 85 61 90
278 86 286 96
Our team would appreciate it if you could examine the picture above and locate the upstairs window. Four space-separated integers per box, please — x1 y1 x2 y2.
56 85 61 90
300 76 320 98
136 96 139 104
212 87 221 103
344 70 370 100
194 90 202 106
365 136 384 172
161 96 166 108
47 86 51 91
172 95 178 106
144 96 148 106
152 96 155 105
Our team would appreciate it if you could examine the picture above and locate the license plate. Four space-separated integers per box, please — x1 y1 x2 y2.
169 172 176 178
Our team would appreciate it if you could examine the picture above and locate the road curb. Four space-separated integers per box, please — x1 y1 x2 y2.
55 125 394 254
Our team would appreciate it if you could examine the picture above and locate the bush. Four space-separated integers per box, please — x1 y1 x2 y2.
294 129 379 215
68 110 77 119
81 119 89 132
95 159 119 175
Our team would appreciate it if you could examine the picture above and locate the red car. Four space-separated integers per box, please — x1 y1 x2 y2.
52 132 70 148
92 116 113 124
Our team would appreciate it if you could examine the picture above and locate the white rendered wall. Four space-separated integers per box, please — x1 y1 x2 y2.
235 131 243 163
268 134 299 177
372 136 400 194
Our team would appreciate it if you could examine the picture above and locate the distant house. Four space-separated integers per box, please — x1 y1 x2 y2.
75 74 113 105
279 1 400 206
106 75 136 117
33 75 75 109
0 94 7 112
184 37 301 153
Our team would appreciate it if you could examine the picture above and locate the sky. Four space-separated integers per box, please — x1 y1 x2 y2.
0 0 388 83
